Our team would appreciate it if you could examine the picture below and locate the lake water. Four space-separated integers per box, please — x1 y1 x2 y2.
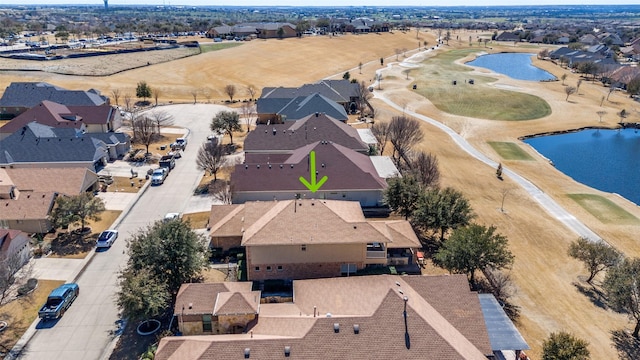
524 128 640 205
467 53 556 81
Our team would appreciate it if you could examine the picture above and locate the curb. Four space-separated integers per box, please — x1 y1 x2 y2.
6 181 152 360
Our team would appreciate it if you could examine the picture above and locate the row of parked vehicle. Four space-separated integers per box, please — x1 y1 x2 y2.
152 137 187 185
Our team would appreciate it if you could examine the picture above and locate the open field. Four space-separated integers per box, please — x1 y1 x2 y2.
3 30 640 358
488 141 535 161
412 48 552 120
568 194 640 225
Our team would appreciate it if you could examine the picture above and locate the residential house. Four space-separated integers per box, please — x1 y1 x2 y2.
174 282 260 336
205 24 258 39
0 167 97 232
157 275 529 359
256 93 348 124
244 113 369 158
579 34 599 46
0 100 120 140
260 79 361 115
208 199 421 280
0 122 129 170
0 82 108 119
255 23 297 39
495 31 520 42
231 141 391 207
0 229 31 272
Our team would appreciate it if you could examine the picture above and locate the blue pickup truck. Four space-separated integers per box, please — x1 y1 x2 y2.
38 283 79 320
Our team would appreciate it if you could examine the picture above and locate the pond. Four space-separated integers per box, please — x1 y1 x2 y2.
467 53 556 81
524 128 640 205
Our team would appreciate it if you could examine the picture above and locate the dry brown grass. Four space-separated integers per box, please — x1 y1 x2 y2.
0 280 64 354
182 211 210 229
2 30 639 358
104 176 145 193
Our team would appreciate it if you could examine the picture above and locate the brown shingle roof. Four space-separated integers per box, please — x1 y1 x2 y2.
214 291 260 315
174 282 254 316
157 275 494 360
232 142 386 193
0 191 56 220
5 167 97 195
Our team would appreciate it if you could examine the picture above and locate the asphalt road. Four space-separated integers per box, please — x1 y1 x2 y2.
14 104 233 360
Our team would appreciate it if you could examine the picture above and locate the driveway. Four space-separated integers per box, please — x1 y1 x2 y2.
9 104 234 360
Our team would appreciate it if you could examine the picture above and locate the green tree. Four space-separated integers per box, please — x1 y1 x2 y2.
277 27 284 39
50 192 105 232
542 331 590 360
342 71 350 81
627 77 640 96
116 268 169 328
136 81 152 104
384 175 422 220
561 74 567 85
211 111 241 145
412 187 475 241
603 257 640 338
568 237 620 284
434 223 514 284
126 219 209 297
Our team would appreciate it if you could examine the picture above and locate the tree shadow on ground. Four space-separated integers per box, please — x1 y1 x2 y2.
611 329 640 359
572 281 608 310
49 231 96 257
109 314 171 360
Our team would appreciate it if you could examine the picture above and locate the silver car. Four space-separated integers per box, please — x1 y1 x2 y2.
97 230 118 248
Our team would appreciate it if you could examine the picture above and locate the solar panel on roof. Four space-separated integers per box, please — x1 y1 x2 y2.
478 294 530 351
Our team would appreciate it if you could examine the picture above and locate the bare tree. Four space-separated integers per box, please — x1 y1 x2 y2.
565 86 576 101
246 84 256 101
147 110 174 134
607 86 615 101
406 150 440 188
0 253 32 305
499 188 511 213
153 87 161 106
576 78 583 94
240 101 255 133
132 116 156 155
358 62 363 74
123 93 132 112
402 47 408 57
596 110 607 123
203 87 212 103
210 180 233 204
111 88 121 106
388 115 424 168
371 121 391 155
395 48 401 61
561 73 567 85
196 142 226 182
600 95 605 107
224 84 236 102
190 89 198 104
357 80 374 115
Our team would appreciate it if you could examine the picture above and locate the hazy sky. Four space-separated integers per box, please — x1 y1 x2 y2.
8 0 640 7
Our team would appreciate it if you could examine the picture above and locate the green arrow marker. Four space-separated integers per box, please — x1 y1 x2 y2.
299 150 328 193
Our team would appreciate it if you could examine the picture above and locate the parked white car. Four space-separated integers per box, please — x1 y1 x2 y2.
151 168 168 185
96 230 118 248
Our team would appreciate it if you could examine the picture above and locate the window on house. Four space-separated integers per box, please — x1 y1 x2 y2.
255 266 260 271
301 244 307 251
266 266 272 271
277 265 283 271
202 314 212 332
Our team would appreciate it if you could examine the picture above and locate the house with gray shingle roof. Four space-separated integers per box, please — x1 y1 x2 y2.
256 93 348 124
260 79 360 118
0 122 128 171
158 274 529 359
0 82 109 119
244 113 369 157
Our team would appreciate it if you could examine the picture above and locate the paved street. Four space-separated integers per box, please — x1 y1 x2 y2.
10 104 232 360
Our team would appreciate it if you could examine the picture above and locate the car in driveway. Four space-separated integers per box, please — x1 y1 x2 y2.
96 229 118 248
151 168 168 185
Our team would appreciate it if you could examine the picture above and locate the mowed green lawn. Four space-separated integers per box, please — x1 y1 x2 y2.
413 49 551 121
199 42 243 53
568 194 640 225
488 141 534 160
